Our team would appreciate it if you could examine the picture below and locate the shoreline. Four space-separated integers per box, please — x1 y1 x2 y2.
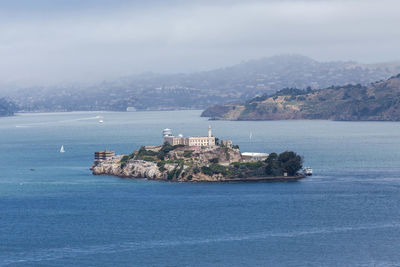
93 173 307 183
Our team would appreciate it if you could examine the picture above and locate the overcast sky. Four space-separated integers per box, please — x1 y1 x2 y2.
1 0 399 86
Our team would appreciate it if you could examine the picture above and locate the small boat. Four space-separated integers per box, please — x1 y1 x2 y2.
303 167 313 176
99 119 104 123
249 132 253 140
60 145 65 153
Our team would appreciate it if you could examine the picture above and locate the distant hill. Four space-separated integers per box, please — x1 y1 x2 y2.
202 74 400 121
0 98 17 116
7 55 400 112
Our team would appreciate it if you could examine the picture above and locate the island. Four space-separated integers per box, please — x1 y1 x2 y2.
91 127 305 182
201 74 400 121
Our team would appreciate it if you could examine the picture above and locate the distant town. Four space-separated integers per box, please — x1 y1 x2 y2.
2 55 400 114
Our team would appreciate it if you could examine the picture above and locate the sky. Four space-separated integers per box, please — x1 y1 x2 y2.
0 0 399 86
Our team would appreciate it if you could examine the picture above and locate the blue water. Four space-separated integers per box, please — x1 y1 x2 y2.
1 110 400 266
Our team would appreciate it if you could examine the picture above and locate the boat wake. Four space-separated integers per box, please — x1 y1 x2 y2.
14 116 101 128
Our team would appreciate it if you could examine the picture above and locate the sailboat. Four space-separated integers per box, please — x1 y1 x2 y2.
249 132 253 140
60 145 65 153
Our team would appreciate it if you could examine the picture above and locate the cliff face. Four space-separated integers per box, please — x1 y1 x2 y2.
202 75 400 121
92 160 163 179
91 159 229 182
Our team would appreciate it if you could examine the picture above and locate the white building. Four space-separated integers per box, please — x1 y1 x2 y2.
163 126 216 147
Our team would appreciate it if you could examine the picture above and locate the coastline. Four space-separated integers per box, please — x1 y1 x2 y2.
92 172 306 183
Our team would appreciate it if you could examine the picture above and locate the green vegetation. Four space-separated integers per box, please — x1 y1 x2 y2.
120 155 130 163
278 151 303 176
201 164 229 176
142 156 156 162
224 147 230 160
231 161 264 170
158 165 166 172
137 147 158 157
167 162 184 180
209 158 219 164
157 143 185 160
167 169 176 180
183 150 194 158
200 151 302 178
120 152 135 163
264 152 303 176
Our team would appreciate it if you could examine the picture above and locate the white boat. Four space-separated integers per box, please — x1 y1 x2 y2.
60 145 65 153
99 119 104 123
249 132 253 140
303 167 312 176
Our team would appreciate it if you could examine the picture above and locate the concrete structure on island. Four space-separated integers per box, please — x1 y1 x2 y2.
163 126 216 147
94 150 115 160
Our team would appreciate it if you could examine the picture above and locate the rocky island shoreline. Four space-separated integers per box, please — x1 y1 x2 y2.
91 127 305 183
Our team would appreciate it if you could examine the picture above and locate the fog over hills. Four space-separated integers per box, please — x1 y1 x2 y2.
5 55 400 112
2 0 400 86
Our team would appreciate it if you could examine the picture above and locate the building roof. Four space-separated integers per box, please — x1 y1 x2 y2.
241 152 269 157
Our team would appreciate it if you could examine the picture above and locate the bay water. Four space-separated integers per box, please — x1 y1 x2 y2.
1 110 400 266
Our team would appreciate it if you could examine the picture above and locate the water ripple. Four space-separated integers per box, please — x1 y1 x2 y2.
2 222 400 266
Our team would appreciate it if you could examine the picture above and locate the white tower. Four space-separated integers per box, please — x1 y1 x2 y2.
208 125 212 138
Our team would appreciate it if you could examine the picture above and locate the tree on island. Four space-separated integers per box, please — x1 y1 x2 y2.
264 152 279 176
265 151 303 176
278 151 303 176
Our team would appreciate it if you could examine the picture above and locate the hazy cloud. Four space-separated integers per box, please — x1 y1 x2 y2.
0 0 399 85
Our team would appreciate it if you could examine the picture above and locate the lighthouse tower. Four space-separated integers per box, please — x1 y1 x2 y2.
208 125 212 147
